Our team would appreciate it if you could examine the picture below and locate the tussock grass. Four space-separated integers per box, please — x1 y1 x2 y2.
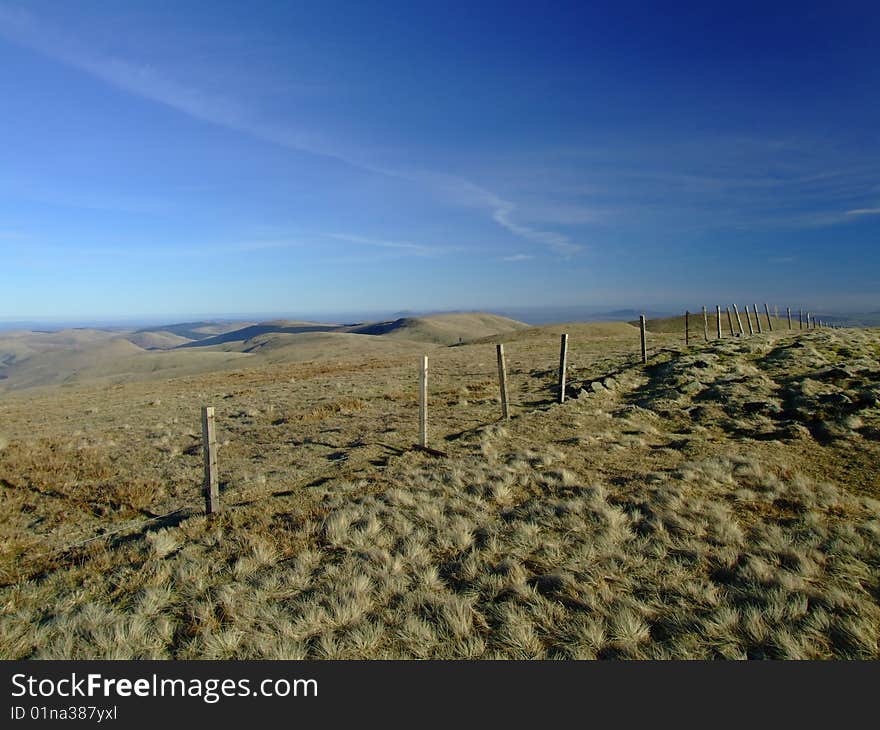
1 326 878 659
3 443 877 659
301 398 367 423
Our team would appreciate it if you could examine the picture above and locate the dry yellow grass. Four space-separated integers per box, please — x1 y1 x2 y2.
0 323 878 658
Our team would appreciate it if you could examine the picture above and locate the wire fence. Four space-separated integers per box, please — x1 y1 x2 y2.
6 305 837 580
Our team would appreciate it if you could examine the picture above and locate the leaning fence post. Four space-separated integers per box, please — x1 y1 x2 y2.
716 305 722 339
558 333 569 403
754 304 763 334
639 315 647 364
702 305 709 341
496 344 510 420
733 304 745 337
419 355 428 447
787 307 792 329
685 310 690 345
764 303 773 331
726 307 735 337
745 305 755 335
201 406 220 515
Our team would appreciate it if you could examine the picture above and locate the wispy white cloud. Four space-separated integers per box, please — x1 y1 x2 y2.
0 6 577 256
502 253 534 262
492 201 581 256
386 170 582 256
325 233 446 256
525 137 880 234
222 239 306 253
0 7 260 131
4 239 304 259
846 207 880 216
519 202 606 226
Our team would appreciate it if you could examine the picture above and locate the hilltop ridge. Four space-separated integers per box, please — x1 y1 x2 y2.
0 312 528 393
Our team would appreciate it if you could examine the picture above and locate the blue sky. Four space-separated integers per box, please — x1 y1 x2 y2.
1 1 878 322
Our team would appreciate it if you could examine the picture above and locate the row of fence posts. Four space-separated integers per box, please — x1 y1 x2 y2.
199 306 839 515
681 303 834 344
198 331 572 514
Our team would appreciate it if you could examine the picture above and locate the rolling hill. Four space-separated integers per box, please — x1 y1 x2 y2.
344 312 529 345
0 312 532 393
0 339 254 392
178 321 339 349
124 331 195 350
637 311 794 335
133 321 258 341
0 321 877 659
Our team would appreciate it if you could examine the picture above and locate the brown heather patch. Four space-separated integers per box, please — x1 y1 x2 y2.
301 398 368 423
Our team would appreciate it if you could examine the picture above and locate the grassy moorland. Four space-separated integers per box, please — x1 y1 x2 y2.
0 317 878 659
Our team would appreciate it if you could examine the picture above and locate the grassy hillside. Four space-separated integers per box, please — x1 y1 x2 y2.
638 312 793 335
0 328 121 366
178 321 339 349
0 313 538 394
234 331 431 362
135 321 258 342
124 331 195 350
1 324 878 659
345 313 529 345
0 341 257 393
472 320 638 345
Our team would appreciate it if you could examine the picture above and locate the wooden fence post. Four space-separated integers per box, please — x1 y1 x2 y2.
754 304 763 334
733 304 745 337
702 305 709 341
496 344 510 420
716 305 722 339
419 355 428 447
558 334 569 403
745 305 755 335
787 306 792 329
639 315 647 364
201 406 220 515
685 310 690 345
764 303 773 331
726 307 735 337
799 309 803 330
